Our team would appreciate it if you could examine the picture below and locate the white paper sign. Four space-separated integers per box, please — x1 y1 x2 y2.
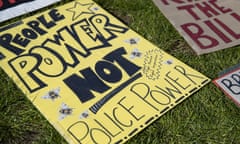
0 0 60 22
214 68 240 106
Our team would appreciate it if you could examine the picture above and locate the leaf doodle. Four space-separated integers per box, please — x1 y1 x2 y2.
143 49 163 80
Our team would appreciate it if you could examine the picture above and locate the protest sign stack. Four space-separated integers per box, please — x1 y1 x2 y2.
0 0 210 143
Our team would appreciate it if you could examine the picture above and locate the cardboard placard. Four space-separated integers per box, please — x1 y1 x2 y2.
153 0 240 55
0 0 60 22
214 67 240 106
0 0 210 143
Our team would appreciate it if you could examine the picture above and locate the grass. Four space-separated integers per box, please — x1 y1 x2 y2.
1 0 240 143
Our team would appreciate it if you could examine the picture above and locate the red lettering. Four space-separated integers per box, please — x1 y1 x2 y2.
209 0 232 14
195 2 220 18
181 23 219 49
231 12 240 22
0 0 3 7
204 20 232 43
177 4 200 20
214 18 240 39
0 0 19 8
8 0 16 4
177 1 233 20
161 0 185 5
161 0 196 5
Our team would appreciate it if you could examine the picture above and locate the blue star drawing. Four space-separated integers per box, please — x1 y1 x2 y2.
130 48 142 59
91 6 99 11
164 59 173 65
125 38 140 45
42 87 61 101
79 110 90 119
66 2 95 21
59 103 73 120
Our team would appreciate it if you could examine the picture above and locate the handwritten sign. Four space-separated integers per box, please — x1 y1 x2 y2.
0 0 210 143
0 0 60 22
214 67 240 106
153 0 240 55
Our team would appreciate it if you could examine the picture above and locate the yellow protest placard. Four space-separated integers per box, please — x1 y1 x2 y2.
0 0 210 143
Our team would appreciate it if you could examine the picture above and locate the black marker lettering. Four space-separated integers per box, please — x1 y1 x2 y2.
0 34 26 55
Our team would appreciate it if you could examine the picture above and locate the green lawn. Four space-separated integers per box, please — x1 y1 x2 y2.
1 0 240 144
